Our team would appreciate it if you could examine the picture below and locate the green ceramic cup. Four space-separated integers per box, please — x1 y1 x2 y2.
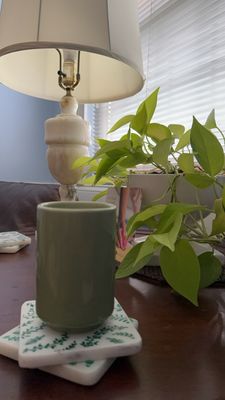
36 201 116 332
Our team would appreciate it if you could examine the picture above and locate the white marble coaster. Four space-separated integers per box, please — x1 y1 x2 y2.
0 231 31 248
0 319 138 386
19 300 142 368
0 243 28 254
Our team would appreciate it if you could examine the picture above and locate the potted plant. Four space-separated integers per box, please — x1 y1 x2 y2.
73 88 225 306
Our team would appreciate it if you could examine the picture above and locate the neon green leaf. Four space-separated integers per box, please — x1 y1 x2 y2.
211 198 225 235
168 124 185 138
94 139 130 159
119 152 149 168
152 138 173 169
97 138 110 148
127 204 167 237
204 109 217 130
147 123 171 142
94 155 125 184
160 240 200 306
144 88 160 122
198 252 222 289
152 213 183 251
178 154 195 174
190 117 224 176
116 242 153 279
133 236 160 267
185 173 215 188
175 130 190 151
72 156 92 169
92 189 110 201
131 88 159 134
108 115 134 133
163 202 206 216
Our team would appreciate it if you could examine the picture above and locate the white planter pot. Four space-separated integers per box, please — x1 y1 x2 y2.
128 173 225 267
128 173 225 210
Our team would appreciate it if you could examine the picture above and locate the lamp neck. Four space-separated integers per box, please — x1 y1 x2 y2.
60 92 78 115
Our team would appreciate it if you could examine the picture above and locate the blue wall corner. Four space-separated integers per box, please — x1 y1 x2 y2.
0 85 60 183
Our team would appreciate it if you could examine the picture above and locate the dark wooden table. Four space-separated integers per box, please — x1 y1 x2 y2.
1 238 225 400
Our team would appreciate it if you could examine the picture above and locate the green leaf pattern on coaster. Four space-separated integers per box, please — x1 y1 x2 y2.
0 317 139 385
21 301 133 353
18 300 142 367
3 329 20 342
69 360 95 368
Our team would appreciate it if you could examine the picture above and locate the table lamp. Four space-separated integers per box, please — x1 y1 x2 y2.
0 0 144 199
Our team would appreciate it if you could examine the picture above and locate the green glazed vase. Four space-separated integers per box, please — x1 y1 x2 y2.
36 201 116 332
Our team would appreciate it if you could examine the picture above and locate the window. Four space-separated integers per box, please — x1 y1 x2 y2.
86 0 225 155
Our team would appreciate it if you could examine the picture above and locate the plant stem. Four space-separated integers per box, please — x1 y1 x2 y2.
183 222 203 237
195 190 208 237
171 152 178 164
143 138 150 155
186 237 222 245
127 128 133 152
188 214 206 234
169 175 179 202
145 136 154 152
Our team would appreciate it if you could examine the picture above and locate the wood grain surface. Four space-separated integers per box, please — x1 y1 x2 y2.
1 237 225 400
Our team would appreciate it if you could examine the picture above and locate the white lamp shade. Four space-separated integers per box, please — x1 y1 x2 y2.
0 0 144 102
